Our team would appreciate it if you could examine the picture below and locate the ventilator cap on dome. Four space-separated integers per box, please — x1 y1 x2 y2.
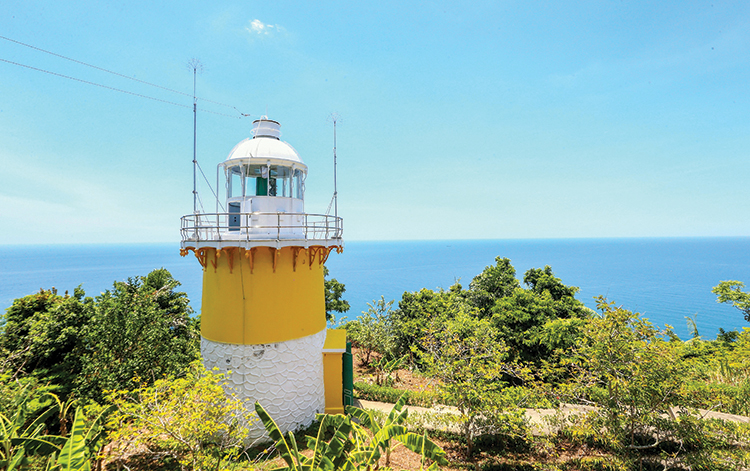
251 118 281 139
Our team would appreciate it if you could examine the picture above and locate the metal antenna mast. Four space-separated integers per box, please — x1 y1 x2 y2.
329 113 340 227
188 58 204 214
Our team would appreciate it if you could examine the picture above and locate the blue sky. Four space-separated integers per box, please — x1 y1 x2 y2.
1 1 749 244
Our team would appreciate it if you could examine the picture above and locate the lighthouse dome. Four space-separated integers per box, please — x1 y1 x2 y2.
224 118 307 170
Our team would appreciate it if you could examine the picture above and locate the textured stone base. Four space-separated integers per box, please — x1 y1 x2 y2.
201 329 326 442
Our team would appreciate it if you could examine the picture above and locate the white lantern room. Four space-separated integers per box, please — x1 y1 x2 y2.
180 117 342 248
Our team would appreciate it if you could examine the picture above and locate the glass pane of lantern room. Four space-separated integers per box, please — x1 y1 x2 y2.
294 170 304 199
229 168 242 198
268 166 287 197
275 166 290 197
245 165 264 196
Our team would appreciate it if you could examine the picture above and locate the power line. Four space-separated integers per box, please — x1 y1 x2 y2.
0 57 242 118
0 36 253 209
0 34 242 112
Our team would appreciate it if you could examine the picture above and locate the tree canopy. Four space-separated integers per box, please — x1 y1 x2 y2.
713 280 750 322
386 258 589 368
324 266 350 322
0 268 200 403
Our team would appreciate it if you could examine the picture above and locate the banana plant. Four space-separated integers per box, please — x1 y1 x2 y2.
255 395 447 471
55 406 110 471
46 393 78 438
0 399 110 471
345 394 446 468
0 398 60 471
254 402 305 471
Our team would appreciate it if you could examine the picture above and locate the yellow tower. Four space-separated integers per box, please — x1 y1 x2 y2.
180 118 343 439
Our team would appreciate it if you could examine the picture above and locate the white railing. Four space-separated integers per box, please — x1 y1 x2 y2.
180 212 343 244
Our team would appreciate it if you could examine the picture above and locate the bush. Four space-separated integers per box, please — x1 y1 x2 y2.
106 361 257 471
556 298 750 469
682 380 750 416
353 382 440 408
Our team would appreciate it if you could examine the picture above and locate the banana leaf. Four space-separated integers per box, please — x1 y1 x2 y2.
392 431 448 466
10 436 61 456
254 402 298 470
56 408 90 471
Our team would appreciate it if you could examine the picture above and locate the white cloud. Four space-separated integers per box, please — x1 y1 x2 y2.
246 19 285 37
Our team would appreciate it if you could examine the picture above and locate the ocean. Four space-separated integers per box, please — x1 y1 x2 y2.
1 238 749 340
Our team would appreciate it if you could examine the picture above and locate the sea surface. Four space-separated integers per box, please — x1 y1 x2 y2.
1 238 749 340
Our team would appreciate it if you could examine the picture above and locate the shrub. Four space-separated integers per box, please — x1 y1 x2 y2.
106 361 256 471
353 382 440 408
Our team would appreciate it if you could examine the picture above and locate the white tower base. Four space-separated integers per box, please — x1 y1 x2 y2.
201 329 326 442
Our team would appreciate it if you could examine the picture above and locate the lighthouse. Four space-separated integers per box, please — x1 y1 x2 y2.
180 117 344 439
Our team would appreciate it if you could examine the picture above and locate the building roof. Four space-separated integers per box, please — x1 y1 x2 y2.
221 118 307 170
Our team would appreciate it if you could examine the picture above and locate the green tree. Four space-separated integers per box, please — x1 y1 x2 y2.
391 283 465 362
393 259 588 370
418 310 528 455
77 269 200 402
713 280 750 322
1 269 199 403
523 265 579 301
347 296 395 366
490 266 589 366
557 299 750 468
565 298 688 451
324 266 350 322
467 257 520 316
0 287 93 398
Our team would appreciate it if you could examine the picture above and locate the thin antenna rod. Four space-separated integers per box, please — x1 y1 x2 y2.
192 68 197 214
329 113 340 232
326 113 342 238
188 59 203 214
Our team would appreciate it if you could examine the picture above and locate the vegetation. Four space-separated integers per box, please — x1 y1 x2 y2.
346 258 750 469
106 361 257 470
418 310 526 455
2 260 750 470
255 395 447 470
353 382 440 408
1 269 200 403
713 280 750 322
558 299 697 464
346 296 395 366
0 390 109 471
325 267 350 323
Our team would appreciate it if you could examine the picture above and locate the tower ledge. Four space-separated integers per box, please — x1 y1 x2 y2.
179 211 343 251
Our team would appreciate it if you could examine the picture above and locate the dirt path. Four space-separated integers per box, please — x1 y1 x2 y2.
354 399 750 435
